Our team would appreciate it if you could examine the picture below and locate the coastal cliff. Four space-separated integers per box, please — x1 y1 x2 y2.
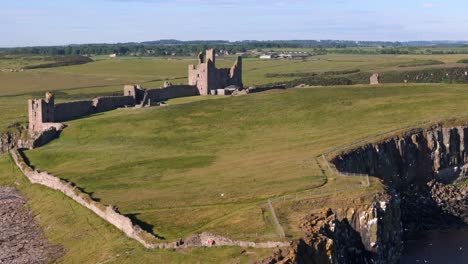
261 193 402 264
332 125 467 232
264 125 467 264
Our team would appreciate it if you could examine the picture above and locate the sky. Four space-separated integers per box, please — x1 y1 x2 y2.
2 0 468 47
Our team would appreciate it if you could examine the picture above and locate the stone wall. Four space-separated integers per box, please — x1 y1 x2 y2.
93 96 135 113
143 85 200 105
50 96 134 123
54 100 94 122
10 149 160 249
29 124 65 149
124 84 145 105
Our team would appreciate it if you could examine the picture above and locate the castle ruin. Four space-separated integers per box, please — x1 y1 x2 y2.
188 49 243 95
28 50 245 133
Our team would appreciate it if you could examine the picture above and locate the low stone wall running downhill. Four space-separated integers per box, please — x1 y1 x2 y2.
10 149 159 248
10 149 289 250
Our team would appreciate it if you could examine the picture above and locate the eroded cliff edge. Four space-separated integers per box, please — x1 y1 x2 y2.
262 193 402 264
332 125 467 234
263 125 467 264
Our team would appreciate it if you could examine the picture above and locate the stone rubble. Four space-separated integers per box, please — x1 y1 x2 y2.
0 187 63 264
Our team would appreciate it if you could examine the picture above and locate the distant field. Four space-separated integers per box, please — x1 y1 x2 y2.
3 53 468 97
4 53 468 130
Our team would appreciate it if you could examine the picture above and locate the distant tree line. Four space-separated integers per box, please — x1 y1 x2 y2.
0 40 414 57
3 40 468 57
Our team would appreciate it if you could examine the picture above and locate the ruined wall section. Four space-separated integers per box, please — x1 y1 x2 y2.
188 63 209 95
0 124 65 154
28 97 54 132
144 85 200 105
229 56 243 87
10 149 160 249
54 101 94 122
205 49 215 64
207 60 222 92
188 50 243 95
124 85 145 104
36 96 134 123
93 96 134 113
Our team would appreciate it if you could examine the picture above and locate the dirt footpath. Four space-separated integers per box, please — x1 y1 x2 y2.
0 186 62 263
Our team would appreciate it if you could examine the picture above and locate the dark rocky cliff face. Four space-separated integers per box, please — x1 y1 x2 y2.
331 125 467 234
332 126 468 188
261 193 403 264
264 125 467 264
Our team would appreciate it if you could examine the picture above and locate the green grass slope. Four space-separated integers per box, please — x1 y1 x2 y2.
24 84 468 243
0 155 273 263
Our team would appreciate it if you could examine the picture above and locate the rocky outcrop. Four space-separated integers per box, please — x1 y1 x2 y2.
429 180 468 223
261 193 402 264
331 125 468 188
0 124 64 155
0 129 28 154
0 186 63 263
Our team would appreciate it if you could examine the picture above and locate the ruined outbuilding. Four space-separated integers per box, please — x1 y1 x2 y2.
370 73 380 85
188 49 243 95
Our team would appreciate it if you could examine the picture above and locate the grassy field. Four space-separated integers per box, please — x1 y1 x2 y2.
22 84 468 245
3 53 468 262
0 155 274 263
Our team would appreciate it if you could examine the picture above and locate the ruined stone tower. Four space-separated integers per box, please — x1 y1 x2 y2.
28 92 55 132
188 49 243 95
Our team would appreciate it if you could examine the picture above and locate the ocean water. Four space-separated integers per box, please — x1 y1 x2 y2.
400 228 468 264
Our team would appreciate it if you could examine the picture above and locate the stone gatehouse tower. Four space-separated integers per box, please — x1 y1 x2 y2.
188 49 243 95
28 92 55 132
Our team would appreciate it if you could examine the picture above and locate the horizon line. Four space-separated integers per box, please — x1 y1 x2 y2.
2 39 468 49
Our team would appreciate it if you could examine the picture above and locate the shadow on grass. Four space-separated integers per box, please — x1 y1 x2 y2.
126 213 166 240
